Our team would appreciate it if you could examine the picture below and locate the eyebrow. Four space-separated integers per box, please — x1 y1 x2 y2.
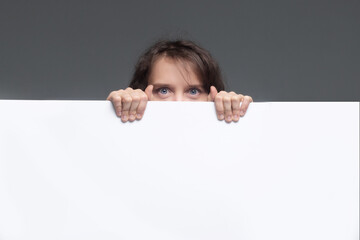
151 83 172 88
152 83 205 90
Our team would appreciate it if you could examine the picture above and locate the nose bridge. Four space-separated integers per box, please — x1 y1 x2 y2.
174 91 184 101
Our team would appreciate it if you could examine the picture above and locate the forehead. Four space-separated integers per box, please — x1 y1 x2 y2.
148 56 203 86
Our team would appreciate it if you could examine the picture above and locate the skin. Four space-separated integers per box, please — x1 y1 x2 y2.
107 57 253 123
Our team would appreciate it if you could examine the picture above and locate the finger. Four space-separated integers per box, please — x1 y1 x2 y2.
136 91 148 120
121 93 132 122
113 95 123 117
223 95 233 123
106 91 114 101
145 85 154 100
239 95 253 117
107 91 122 117
214 93 225 120
231 94 242 122
128 93 141 122
207 86 218 101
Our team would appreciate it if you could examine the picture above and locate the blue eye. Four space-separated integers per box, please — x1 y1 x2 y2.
189 88 199 95
158 88 169 95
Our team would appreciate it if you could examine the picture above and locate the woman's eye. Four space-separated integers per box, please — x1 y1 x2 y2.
188 88 199 95
158 88 169 95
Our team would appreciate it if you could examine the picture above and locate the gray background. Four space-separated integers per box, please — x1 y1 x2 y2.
0 0 359 101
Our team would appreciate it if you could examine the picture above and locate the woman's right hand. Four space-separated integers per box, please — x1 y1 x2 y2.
106 85 153 122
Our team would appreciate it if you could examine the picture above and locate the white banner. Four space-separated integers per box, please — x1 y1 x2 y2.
0 101 358 240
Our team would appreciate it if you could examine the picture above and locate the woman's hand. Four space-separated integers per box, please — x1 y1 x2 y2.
208 86 253 123
106 85 153 122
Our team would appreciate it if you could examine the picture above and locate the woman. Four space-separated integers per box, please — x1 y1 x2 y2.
107 40 253 123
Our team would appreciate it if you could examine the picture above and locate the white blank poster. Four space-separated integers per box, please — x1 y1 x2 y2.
0 101 358 240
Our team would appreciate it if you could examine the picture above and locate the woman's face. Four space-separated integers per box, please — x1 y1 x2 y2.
148 57 208 101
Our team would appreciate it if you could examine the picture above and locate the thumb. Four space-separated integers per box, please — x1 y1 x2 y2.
208 86 218 101
145 85 154 100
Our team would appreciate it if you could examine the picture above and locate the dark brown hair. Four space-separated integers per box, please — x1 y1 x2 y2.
129 40 225 93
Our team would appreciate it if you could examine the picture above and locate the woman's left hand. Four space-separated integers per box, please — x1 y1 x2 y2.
208 86 253 123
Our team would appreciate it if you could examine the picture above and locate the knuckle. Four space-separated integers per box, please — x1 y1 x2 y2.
215 106 224 113
107 91 116 100
123 97 132 103
245 96 253 102
214 95 222 103
231 95 240 102
140 94 148 101
132 96 140 102
223 96 231 103
232 104 240 111
114 100 122 106
113 94 121 101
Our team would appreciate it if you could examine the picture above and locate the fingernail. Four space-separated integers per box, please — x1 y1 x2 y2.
117 111 121 117
129 114 135 120
240 111 244 116
234 114 238 119
137 114 142 118
122 115 128 121
227 116 232 121
219 114 224 120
